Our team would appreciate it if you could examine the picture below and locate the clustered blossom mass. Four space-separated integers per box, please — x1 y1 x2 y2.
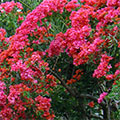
98 92 108 104
0 0 120 119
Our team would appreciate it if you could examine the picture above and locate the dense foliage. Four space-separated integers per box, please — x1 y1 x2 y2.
0 0 120 120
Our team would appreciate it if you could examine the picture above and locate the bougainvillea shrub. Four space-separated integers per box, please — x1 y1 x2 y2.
0 1 25 37
0 0 120 119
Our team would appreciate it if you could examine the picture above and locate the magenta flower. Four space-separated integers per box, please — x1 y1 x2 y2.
98 92 108 104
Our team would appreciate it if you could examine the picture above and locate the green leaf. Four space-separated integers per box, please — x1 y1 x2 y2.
23 91 31 98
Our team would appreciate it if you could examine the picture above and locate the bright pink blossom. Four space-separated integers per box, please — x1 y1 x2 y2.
0 81 6 90
98 92 108 104
65 0 80 12
93 54 113 78
0 91 7 106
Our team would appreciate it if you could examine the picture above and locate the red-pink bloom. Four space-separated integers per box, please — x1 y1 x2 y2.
17 15 24 22
0 1 23 14
0 91 7 106
98 98 103 104
93 54 113 78
32 40 40 44
88 101 95 108
98 92 108 104
16 2 23 9
0 108 13 119
107 0 119 7
48 32 64 57
65 0 80 12
7 88 21 104
114 70 120 77
0 81 6 90
106 74 114 80
0 28 6 41
35 95 52 119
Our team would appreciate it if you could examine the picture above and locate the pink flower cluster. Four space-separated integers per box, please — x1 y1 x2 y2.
7 86 21 104
47 32 64 57
45 74 57 89
0 1 23 14
35 95 54 119
81 0 120 8
10 57 43 83
0 108 13 120
93 54 113 78
0 29 6 41
0 83 28 119
96 6 120 31
106 69 120 81
98 92 108 104
0 81 6 90
81 0 106 8
17 15 24 22
65 0 80 12
0 81 7 107
107 0 120 7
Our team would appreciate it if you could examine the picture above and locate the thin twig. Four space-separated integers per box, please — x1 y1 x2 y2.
87 114 103 120
52 56 59 70
49 68 106 108
49 68 77 97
